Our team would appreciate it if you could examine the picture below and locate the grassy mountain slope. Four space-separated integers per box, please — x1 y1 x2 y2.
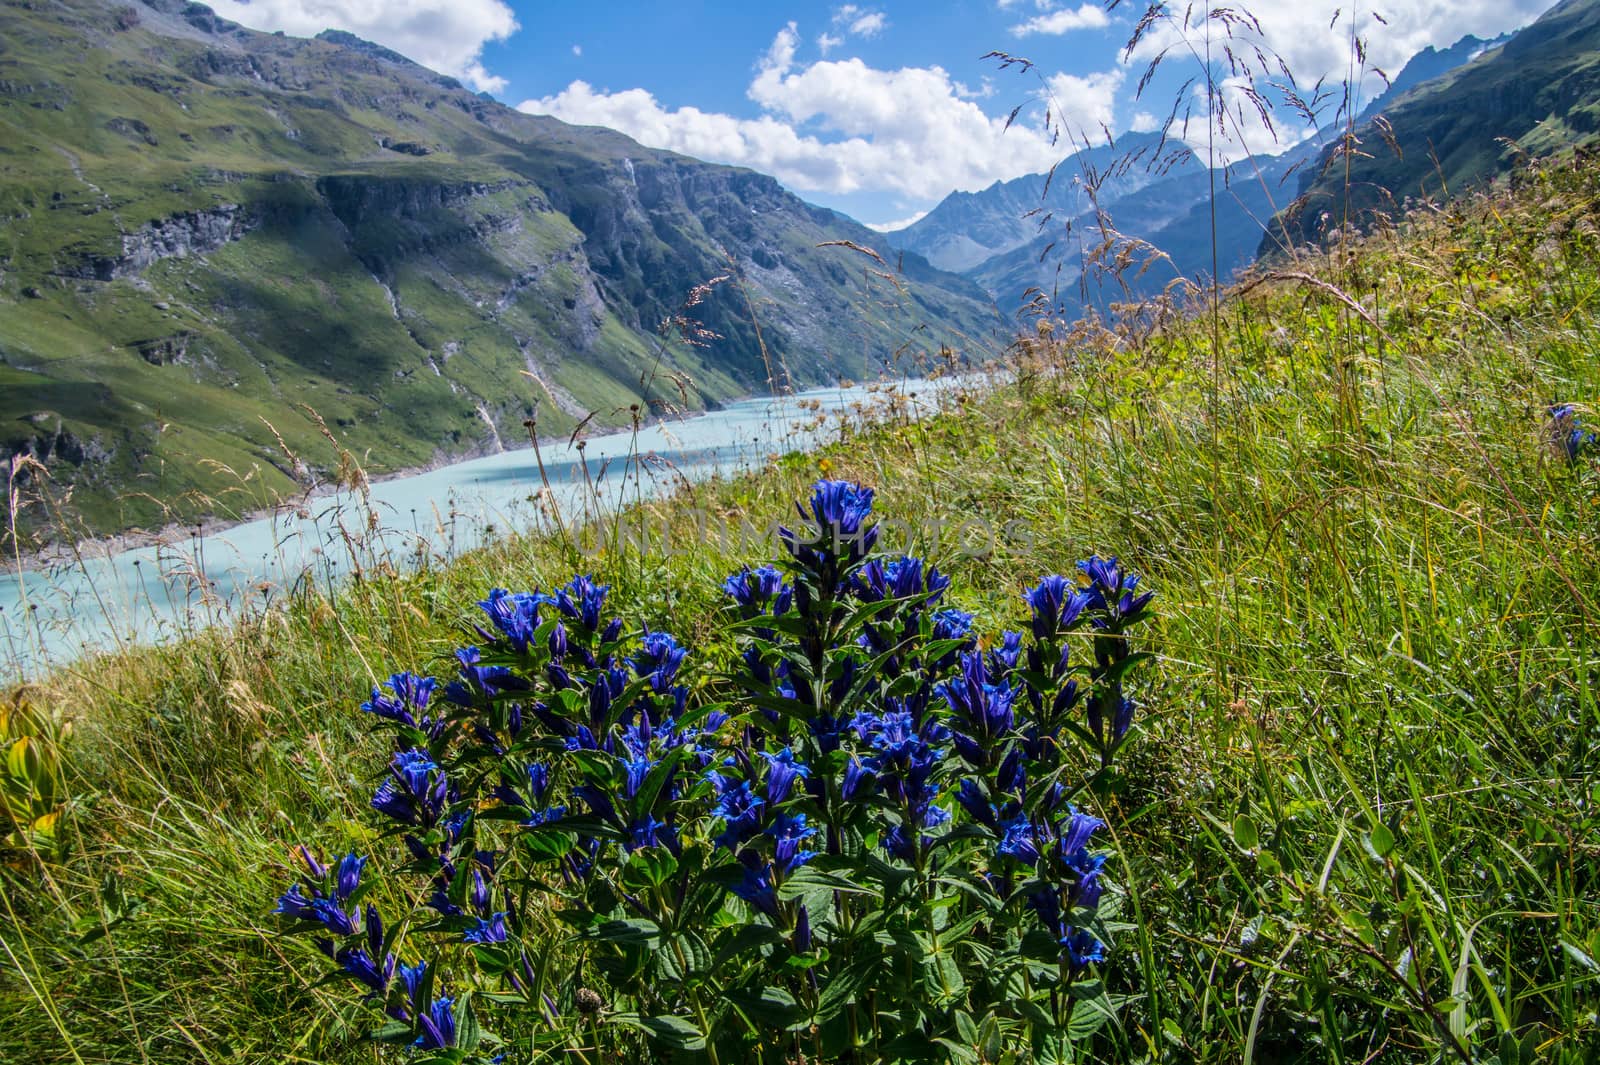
1273 0 1600 249
4 147 1599 1063
0 0 1000 543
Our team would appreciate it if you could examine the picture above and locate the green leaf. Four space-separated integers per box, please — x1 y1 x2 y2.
777 864 877 899
1066 987 1118 1041
611 1011 706 1050
933 1038 981 1064
586 917 661 947
722 986 800 1026
1368 823 1396 859
814 960 874 1024
370 1020 415 1044
1560 939 1600 973
711 922 785 969
1233 814 1259 852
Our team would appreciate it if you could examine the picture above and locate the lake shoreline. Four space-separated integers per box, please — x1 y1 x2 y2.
3 373 959 579
5 402 731 579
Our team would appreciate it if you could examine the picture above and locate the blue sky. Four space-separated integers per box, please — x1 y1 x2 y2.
208 1 1559 229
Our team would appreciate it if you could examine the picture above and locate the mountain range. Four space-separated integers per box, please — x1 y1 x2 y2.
0 0 1001 541
886 7 1594 313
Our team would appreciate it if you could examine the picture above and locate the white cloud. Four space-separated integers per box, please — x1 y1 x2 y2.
520 24 1085 201
1043 68 1124 136
206 0 517 92
1130 110 1158 133
866 209 930 232
1123 1 1555 139
833 5 889 38
849 11 887 37
571 44 582 57
818 32 844 55
1010 4 1108 37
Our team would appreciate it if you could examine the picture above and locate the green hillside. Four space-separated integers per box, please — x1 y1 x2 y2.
0 0 1000 543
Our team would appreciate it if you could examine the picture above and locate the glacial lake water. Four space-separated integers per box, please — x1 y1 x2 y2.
1 377 965 678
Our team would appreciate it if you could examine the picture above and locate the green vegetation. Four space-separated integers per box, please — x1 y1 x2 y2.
4 147 1599 1061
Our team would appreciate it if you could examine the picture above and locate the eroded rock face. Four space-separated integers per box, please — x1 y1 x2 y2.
3 414 112 482
134 331 193 365
77 205 256 279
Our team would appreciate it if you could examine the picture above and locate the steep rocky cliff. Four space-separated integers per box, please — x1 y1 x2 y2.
0 0 1000 541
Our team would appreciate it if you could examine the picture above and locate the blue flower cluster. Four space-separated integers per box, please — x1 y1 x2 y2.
1549 403 1600 462
272 480 1156 1060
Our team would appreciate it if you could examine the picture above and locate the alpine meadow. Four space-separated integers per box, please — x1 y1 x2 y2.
3 1 1600 1064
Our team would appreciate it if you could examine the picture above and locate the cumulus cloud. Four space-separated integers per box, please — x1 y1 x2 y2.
520 23 1091 201
1043 68 1123 136
1123 0 1555 151
1010 4 1109 37
206 0 517 92
834 5 889 38
521 1 1558 209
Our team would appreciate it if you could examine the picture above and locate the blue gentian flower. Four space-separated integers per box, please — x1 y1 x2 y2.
938 652 1018 764
1058 807 1106 855
995 746 1026 795
1087 690 1137 746
554 575 610 631
988 630 1024 673
477 588 552 652
294 845 326 880
955 778 998 829
842 757 876 801
398 959 429 1007
361 673 437 727
334 853 365 901
1549 403 1599 461
331 944 394 994
762 747 809 805
710 779 765 849
930 608 974 643
883 823 915 861
1062 928 1106 970
371 749 449 828
469 869 491 916
731 851 782 918
1065 847 1107 909
1077 555 1153 622
768 812 818 871
464 912 509 944
1024 575 1091 640
997 814 1039 864
780 479 879 574
626 815 676 853
632 629 687 691
416 994 458 1050
723 565 792 615
853 555 949 604
273 883 360 937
